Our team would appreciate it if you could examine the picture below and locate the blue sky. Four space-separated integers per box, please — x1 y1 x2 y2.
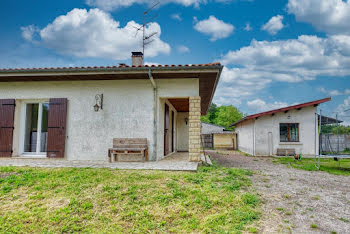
1 0 350 124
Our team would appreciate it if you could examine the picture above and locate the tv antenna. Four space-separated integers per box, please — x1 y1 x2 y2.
134 1 160 56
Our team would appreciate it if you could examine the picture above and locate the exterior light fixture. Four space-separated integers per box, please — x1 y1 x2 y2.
94 94 103 112
184 117 188 125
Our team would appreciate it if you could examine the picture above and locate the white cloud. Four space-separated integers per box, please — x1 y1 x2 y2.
261 15 284 35
213 67 273 106
144 62 160 66
217 34 350 106
336 96 350 125
85 0 249 11
21 25 40 42
221 35 350 81
247 99 289 113
171 13 182 21
177 45 190 53
318 87 350 96
244 22 252 31
287 0 350 35
194 15 234 41
86 0 206 11
23 8 170 60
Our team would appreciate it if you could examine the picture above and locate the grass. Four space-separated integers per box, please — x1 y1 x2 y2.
273 157 350 176
0 164 259 233
310 223 318 229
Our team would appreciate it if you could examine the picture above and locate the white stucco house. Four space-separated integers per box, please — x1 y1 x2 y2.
231 98 331 156
0 52 223 162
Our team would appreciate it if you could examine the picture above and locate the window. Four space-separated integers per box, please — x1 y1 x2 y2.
22 102 49 155
280 123 299 142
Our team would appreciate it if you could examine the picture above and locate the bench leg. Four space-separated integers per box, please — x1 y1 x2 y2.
111 153 115 163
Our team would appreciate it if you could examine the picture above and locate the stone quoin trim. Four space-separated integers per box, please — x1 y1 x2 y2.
189 96 201 162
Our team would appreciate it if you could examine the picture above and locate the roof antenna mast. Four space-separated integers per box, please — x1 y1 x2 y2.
134 1 160 57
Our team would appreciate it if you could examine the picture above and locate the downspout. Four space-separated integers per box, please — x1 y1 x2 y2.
253 119 256 156
315 112 318 156
148 69 157 161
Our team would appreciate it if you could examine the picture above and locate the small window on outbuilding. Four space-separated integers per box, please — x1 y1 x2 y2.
280 123 299 142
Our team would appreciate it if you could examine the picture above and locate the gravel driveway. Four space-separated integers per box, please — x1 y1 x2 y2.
208 150 350 234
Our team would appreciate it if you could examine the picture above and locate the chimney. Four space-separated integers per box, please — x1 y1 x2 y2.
131 52 144 66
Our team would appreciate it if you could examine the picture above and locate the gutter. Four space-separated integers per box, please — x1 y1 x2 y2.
0 65 222 76
148 69 158 161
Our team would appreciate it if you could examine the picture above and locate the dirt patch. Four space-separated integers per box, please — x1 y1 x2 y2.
208 151 350 234
0 172 18 179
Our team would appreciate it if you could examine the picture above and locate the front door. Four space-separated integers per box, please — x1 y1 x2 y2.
164 104 169 156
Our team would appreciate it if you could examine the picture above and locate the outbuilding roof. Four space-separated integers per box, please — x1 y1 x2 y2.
230 97 331 127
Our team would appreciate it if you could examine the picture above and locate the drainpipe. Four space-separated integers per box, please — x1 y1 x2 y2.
253 119 256 156
148 69 157 161
315 112 318 156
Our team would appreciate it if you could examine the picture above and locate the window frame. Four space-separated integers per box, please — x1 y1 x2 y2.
279 123 300 143
19 100 49 157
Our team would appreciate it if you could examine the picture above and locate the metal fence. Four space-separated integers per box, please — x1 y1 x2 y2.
321 134 350 153
201 134 213 149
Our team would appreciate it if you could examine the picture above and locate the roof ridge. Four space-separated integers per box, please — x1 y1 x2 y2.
230 97 331 126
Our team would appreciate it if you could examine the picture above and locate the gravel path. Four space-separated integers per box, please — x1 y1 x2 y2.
208 151 350 234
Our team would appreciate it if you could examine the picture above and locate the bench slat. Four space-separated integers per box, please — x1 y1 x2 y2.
110 138 148 162
112 144 148 149
113 138 147 145
277 148 296 156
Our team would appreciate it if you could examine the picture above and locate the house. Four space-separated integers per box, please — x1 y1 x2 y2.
201 122 237 149
0 52 223 162
230 98 331 156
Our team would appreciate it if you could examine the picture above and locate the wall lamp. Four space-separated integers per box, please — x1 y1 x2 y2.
184 117 188 125
94 94 103 112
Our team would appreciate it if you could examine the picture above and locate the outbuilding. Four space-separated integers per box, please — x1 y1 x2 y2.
201 122 237 150
230 98 331 156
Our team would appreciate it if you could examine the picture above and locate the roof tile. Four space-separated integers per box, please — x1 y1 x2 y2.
0 63 221 72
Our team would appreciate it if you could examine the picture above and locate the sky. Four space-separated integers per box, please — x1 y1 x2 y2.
1 0 350 124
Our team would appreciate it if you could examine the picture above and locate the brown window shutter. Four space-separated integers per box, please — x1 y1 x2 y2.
0 99 15 157
47 98 67 158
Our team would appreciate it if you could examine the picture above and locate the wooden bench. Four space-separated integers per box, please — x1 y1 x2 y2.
109 138 148 162
276 148 296 156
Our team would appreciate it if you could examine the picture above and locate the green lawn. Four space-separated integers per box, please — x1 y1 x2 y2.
0 165 259 233
274 157 350 176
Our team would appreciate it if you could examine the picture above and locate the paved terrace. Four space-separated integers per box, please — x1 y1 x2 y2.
0 152 198 172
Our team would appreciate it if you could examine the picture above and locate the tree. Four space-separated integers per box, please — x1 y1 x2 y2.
321 125 350 134
214 105 243 130
201 103 243 130
200 103 217 124
208 103 217 123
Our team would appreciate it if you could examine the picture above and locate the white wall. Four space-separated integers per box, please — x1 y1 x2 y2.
236 106 319 156
0 78 199 161
156 79 199 159
177 112 189 151
235 119 255 155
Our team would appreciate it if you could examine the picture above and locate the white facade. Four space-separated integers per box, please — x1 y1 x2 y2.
0 78 199 161
235 106 319 156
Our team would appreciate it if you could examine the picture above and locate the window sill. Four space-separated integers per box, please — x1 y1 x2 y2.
17 154 47 159
279 142 303 145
